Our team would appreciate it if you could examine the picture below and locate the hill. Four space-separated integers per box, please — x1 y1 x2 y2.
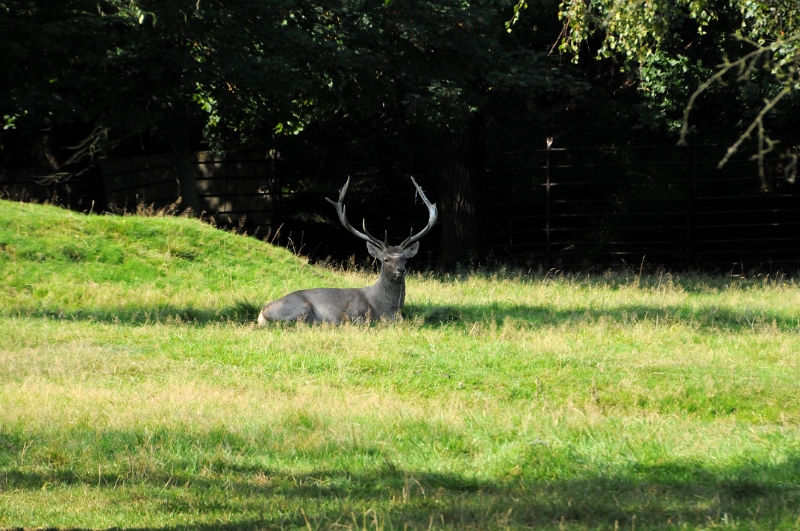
0 201 341 322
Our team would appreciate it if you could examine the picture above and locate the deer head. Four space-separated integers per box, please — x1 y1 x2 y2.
325 176 437 281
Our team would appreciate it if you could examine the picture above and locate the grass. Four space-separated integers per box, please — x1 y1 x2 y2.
1 200 800 530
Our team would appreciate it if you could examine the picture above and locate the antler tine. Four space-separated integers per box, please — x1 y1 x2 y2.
325 177 385 249
400 176 438 248
360 218 385 248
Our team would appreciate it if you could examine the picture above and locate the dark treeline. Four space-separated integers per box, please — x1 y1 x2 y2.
1 0 798 271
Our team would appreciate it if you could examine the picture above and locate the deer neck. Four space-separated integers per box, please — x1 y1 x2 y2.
365 268 406 315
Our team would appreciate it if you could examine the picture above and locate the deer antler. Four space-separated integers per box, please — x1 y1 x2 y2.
326 177 386 250
327 176 436 250
399 176 438 249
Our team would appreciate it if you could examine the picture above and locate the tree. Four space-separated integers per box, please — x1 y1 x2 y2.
1 0 316 211
0 1 127 180
549 0 800 186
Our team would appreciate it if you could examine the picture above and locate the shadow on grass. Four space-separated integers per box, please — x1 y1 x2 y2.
3 451 799 529
5 298 799 332
4 299 264 326
405 301 800 332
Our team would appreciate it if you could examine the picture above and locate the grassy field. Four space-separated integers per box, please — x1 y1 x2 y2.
1 200 800 530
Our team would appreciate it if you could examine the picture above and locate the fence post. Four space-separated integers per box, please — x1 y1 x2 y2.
546 137 553 267
685 142 693 266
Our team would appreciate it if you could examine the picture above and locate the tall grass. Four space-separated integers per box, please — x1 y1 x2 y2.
1 201 800 529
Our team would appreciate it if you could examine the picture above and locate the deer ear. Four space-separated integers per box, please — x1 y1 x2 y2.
403 242 420 259
366 241 384 260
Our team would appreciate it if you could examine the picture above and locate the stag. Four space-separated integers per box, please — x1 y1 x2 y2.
258 176 437 325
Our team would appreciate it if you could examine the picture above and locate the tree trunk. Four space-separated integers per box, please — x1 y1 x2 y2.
168 105 200 215
436 115 489 272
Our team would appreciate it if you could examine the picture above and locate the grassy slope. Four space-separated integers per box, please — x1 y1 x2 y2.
0 201 347 322
1 201 800 530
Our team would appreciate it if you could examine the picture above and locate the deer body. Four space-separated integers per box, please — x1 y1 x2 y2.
258 178 435 325
258 245 415 324
258 288 378 324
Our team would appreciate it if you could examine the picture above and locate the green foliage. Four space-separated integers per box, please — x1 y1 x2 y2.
2 201 800 528
554 0 800 112
557 0 717 65
545 0 800 180
1 0 577 150
739 0 800 43
0 1 123 126
634 51 715 133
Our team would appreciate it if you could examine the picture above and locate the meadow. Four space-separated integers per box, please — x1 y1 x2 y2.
1 200 799 530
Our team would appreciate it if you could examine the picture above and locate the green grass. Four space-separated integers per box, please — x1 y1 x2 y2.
1 200 800 530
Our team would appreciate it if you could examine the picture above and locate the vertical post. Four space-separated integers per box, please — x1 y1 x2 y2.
685 142 693 266
546 137 553 267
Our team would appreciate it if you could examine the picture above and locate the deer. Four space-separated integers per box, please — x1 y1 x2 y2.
257 176 437 325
